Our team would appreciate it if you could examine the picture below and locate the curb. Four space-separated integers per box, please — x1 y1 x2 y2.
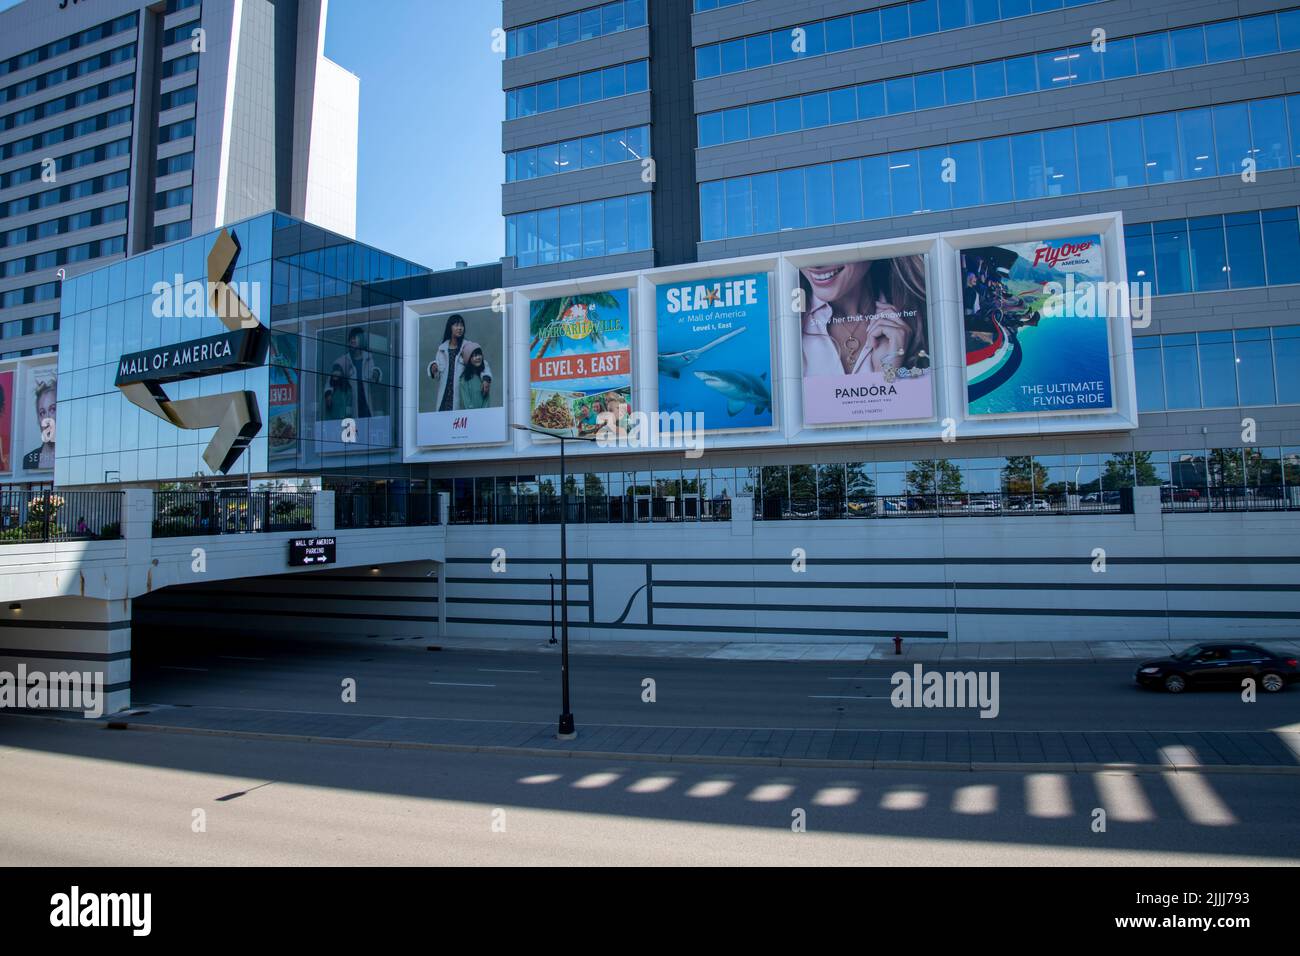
54 715 1300 776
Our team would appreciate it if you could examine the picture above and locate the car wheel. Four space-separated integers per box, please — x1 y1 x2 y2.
1261 672 1285 693
1163 673 1187 694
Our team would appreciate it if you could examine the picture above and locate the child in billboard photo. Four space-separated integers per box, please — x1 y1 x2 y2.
23 375 55 471
427 313 494 413
799 257 930 381
322 326 382 419
457 342 494 410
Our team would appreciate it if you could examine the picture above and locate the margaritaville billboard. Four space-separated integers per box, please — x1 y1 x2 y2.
655 273 773 431
528 291 633 438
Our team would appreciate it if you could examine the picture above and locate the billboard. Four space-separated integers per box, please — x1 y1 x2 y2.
268 332 299 461
417 308 506 446
0 370 13 474
961 235 1114 416
656 273 772 431
21 363 56 472
529 291 632 438
798 256 933 426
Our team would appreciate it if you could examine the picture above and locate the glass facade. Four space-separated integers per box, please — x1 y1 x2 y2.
505 60 649 120
506 125 649 182
506 193 652 268
701 94 1300 240
507 0 647 58
55 214 428 486
1123 208 1300 293
699 10 1300 148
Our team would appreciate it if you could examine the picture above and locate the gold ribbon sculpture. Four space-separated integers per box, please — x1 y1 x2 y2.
115 229 269 474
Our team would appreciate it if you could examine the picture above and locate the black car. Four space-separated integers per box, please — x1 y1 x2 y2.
1135 643 1299 694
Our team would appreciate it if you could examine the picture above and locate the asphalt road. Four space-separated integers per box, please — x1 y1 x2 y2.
129 632 1300 734
1 719 1297 866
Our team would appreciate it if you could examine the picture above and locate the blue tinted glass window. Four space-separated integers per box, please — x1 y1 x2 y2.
1262 207 1300 284
603 131 627 164
1005 55 1037 95
858 82 885 118
1198 330 1237 407
723 107 748 142
880 5 909 42
1188 215 1228 292
1162 334 1201 409
980 137 1013 203
722 179 754 239
805 165 834 226
1076 123 1112 192
1204 20 1241 62
538 208 559 264
604 3 626 34
914 71 944 109
582 135 602 168
973 61 1006 99
749 101 776 138
580 9 601 39
582 202 604 257
775 97 802 133
1042 128 1077 195
626 0 647 29
699 112 723 148
829 88 856 124
971 0 999 22
1074 44 1102 84
911 0 939 35
1135 33 1171 73
1153 220 1191 295
826 16 853 52
1212 102 1250 178
579 71 602 103
1124 223 1155 286
537 19 558 50
1235 328 1275 405
1001 0 1030 16
602 65 625 98
518 25 536 55
1134 339 1165 412
861 155 891 219
1224 211 1266 288
1289 96 1300 165
752 173 778 235
1010 132 1045 199
700 182 724 242
746 34 772 69
1178 108 1215 179
558 14 580 45
852 11 881 45
948 141 981 207
945 66 974 104
697 45 720 78
1240 14 1279 56
772 29 798 63
939 0 969 29
919 147 951 211
833 160 862 222
629 193 651 251
720 39 745 74
888 151 921 215
605 196 629 254
1275 327 1300 403
535 81 557 113
1250 98 1289 170
538 143 559 176
1143 113 1181 183
1282 10 1300 51
1113 116 1148 186
1037 50 1070 89
1170 27 1206 67
802 92 829 128
777 169 806 230
885 77 915 113
558 75 579 108
1104 37 1138 78
560 138 583 171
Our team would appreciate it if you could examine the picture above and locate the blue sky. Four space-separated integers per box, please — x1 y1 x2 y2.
0 0 504 270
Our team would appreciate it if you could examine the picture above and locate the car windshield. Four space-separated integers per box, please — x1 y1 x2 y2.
1172 645 1205 661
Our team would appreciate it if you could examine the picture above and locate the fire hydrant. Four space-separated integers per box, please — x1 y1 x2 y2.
893 636 903 655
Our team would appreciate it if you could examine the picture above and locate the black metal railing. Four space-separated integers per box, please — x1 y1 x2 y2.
757 492 1125 519
333 489 442 529
1162 484 1298 513
449 495 733 525
152 491 315 537
0 490 123 544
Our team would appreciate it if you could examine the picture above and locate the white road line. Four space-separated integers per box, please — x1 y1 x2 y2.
477 668 539 674
428 681 496 688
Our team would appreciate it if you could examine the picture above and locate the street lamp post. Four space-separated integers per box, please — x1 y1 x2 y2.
512 423 596 739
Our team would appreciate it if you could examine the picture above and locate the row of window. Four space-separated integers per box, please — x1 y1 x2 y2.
0 169 128 222
0 346 54 359
1134 326 1300 412
162 52 199 80
155 186 191 211
699 9 1300 148
1 201 127 253
0 13 137 79
159 118 195 144
161 22 201 48
165 0 201 12
0 73 133 134
700 94 1300 241
159 84 197 112
1123 207 1300 296
693 0 745 10
446 448 1300 513
0 104 133 161
0 313 57 339
153 221 192 245
0 232 125 279
507 0 647 58
506 193 652 268
0 42 135 107
0 280 57 309
505 60 648 120
0 138 130 191
505 125 649 182
157 152 194 178
695 0 1102 79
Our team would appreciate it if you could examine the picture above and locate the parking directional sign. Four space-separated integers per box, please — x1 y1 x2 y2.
289 536 336 567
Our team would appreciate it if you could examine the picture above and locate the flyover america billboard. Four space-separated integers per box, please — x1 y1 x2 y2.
961 236 1114 417
656 273 772 431
798 256 933 426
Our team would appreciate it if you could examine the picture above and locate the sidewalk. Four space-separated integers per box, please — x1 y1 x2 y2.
421 636 1300 663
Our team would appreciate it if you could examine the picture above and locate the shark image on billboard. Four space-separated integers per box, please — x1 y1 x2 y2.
962 235 1114 416
656 273 772 431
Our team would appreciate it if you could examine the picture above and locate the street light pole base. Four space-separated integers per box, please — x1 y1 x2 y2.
557 713 576 738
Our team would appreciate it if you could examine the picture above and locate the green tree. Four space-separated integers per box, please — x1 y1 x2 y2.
1000 456 1049 495
906 460 963 496
529 292 622 358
